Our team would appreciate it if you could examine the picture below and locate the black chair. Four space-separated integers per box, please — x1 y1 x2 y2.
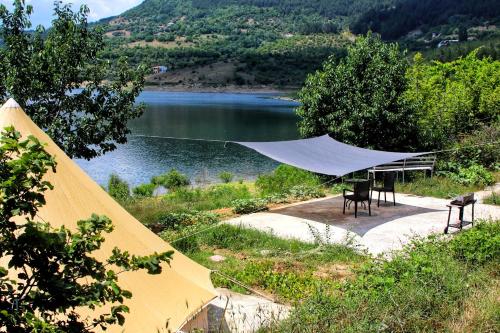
343 180 371 218
371 172 396 207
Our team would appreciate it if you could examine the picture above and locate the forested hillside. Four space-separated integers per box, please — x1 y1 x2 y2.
99 0 500 89
352 0 500 40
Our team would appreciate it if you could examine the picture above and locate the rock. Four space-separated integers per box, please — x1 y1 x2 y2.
260 250 271 256
209 255 226 262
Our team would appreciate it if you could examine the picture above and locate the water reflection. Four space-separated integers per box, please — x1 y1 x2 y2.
76 92 300 186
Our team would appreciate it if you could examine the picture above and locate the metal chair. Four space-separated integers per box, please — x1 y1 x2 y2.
343 180 371 218
370 172 396 207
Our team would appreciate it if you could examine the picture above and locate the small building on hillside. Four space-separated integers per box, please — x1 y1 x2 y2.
152 65 168 74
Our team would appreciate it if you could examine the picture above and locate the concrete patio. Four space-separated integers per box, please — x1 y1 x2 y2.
226 185 500 256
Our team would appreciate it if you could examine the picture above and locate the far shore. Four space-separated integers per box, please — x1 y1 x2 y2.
143 83 299 98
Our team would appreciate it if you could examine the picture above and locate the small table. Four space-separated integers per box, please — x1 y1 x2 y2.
445 193 476 234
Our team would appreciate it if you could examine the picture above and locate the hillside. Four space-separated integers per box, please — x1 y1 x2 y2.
98 0 500 89
351 0 500 61
98 0 391 89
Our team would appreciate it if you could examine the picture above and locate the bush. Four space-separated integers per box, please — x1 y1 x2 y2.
288 185 325 200
232 198 268 214
218 171 234 183
256 165 321 196
449 164 495 186
151 169 190 190
450 221 500 265
405 51 500 150
155 211 219 231
107 174 130 201
446 123 500 170
132 183 156 198
264 193 290 204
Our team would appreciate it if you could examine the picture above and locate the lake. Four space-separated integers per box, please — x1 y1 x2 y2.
76 91 300 187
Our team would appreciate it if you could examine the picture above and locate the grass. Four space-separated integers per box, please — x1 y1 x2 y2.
269 220 500 332
484 192 499 205
124 183 253 225
170 224 366 303
396 176 487 199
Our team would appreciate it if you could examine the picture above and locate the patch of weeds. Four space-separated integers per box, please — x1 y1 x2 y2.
287 185 325 200
483 192 499 205
256 165 321 196
396 176 485 199
232 198 268 214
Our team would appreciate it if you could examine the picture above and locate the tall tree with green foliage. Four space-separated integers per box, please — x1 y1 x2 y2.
405 51 500 150
0 126 173 331
297 33 417 151
0 0 146 160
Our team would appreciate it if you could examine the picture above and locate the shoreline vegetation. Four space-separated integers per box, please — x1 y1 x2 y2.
142 83 299 96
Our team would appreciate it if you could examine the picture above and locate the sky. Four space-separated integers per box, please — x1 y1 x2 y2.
0 0 143 27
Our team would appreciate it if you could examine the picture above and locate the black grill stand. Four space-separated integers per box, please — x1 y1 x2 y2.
445 194 476 234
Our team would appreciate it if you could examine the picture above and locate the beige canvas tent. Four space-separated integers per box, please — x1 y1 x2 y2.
0 99 217 332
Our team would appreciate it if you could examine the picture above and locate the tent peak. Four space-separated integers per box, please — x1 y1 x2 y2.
1 98 21 110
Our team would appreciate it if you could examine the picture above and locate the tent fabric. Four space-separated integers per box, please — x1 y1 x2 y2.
0 99 216 332
236 135 428 176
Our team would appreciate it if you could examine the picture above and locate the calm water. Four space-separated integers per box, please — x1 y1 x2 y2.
76 92 300 186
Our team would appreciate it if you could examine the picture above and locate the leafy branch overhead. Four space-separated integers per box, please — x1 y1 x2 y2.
0 126 173 332
0 0 146 160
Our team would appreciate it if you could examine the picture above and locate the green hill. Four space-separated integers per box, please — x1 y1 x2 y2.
99 0 499 89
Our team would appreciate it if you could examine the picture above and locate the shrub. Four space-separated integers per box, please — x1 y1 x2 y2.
405 51 500 150
155 211 219 231
132 183 156 198
288 185 325 200
446 123 500 170
264 193 290 204
450 221 500 265
232 198 268 214
449 164 495 186
256 165 321 196
151 169 190 190
107 174 130 201
218 171 234 183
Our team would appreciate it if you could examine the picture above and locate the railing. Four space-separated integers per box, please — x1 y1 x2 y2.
368 155 436 183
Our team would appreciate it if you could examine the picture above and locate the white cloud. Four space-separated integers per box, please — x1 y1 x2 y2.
0 0 143 26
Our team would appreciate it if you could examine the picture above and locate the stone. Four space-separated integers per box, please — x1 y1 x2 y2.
209 255 226 262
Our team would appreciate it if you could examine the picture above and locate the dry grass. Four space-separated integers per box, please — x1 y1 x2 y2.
128 37 194 48
446 277 500 332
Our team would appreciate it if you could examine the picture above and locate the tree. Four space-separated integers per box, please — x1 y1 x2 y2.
458 25 468 42
296 33 418 151
404 50 500 150
0 126 173 332
0 0 146 160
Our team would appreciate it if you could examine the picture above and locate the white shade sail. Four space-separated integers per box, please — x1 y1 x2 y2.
236 135 428 176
